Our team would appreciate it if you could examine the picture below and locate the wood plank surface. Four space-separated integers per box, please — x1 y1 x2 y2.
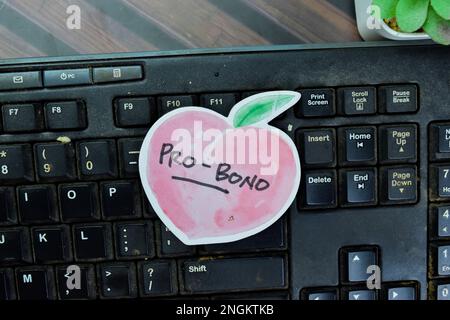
0 0 361 59
0 24 43 58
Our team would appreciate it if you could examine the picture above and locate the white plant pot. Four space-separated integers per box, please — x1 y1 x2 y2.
355 0 431 41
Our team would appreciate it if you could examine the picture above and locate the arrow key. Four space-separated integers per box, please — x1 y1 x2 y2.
301 288 338 300
342 248 378 283
387 286 416 300
347 289 377 300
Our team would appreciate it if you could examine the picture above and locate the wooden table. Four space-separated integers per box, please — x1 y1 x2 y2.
0 0 361 59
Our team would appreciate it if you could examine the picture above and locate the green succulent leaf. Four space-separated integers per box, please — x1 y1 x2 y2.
232 93 299 128
372 0 399 19
431 0 450 20
396 0 430 32
423 6 450 45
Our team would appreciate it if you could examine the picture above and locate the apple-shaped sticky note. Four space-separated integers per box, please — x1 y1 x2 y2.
139 91 301 245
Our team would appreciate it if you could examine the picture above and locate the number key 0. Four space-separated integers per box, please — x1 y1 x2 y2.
77 140 118 180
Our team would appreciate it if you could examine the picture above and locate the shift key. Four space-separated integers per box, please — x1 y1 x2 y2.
182 256 287 294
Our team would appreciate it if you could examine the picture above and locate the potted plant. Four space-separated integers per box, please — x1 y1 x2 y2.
355 0 450 45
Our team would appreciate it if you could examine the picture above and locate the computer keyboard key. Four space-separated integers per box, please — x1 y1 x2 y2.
32 226 71 263
309 292 337 300
202 219 286 254
138 261 177 296
379 125 417 163
0 144 34 184
98 263 137 298
115 98 154 127
438 125 450 154
345 250 377 282
35 143 76 181
73 224 113 261
101 181 141 219
143 198 158 219
437 245 450 276
297 129 336 168
93 66 143 83
44 68 91 87
380 166 418 205
182 256 286 294
430 165 450 201
0 71 42 91
158 223 195 257
340 169 377 207
347 290 376 300
77 140 118 179
300 170 337 209
436 206 450 237
338 87 376 115
436 283 450 300
159 95 196 115
0 269 16 300
200 93 238 116
118 138 143 177
379 85 418 114
339 127 377 165
56 264 96 300
439 167 450 198
301 288 338 300
60 183 100 222
431 123 450 163
18 185 58 223
430 123 450 161
115 222 155 259
387 286 416 300
1 104 44 133
296 88 335 118
16 267 56 300
0 187 17 225
0 228 32 264
44 101 87 130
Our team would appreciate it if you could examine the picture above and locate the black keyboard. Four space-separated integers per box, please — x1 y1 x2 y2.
0 42 449 300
